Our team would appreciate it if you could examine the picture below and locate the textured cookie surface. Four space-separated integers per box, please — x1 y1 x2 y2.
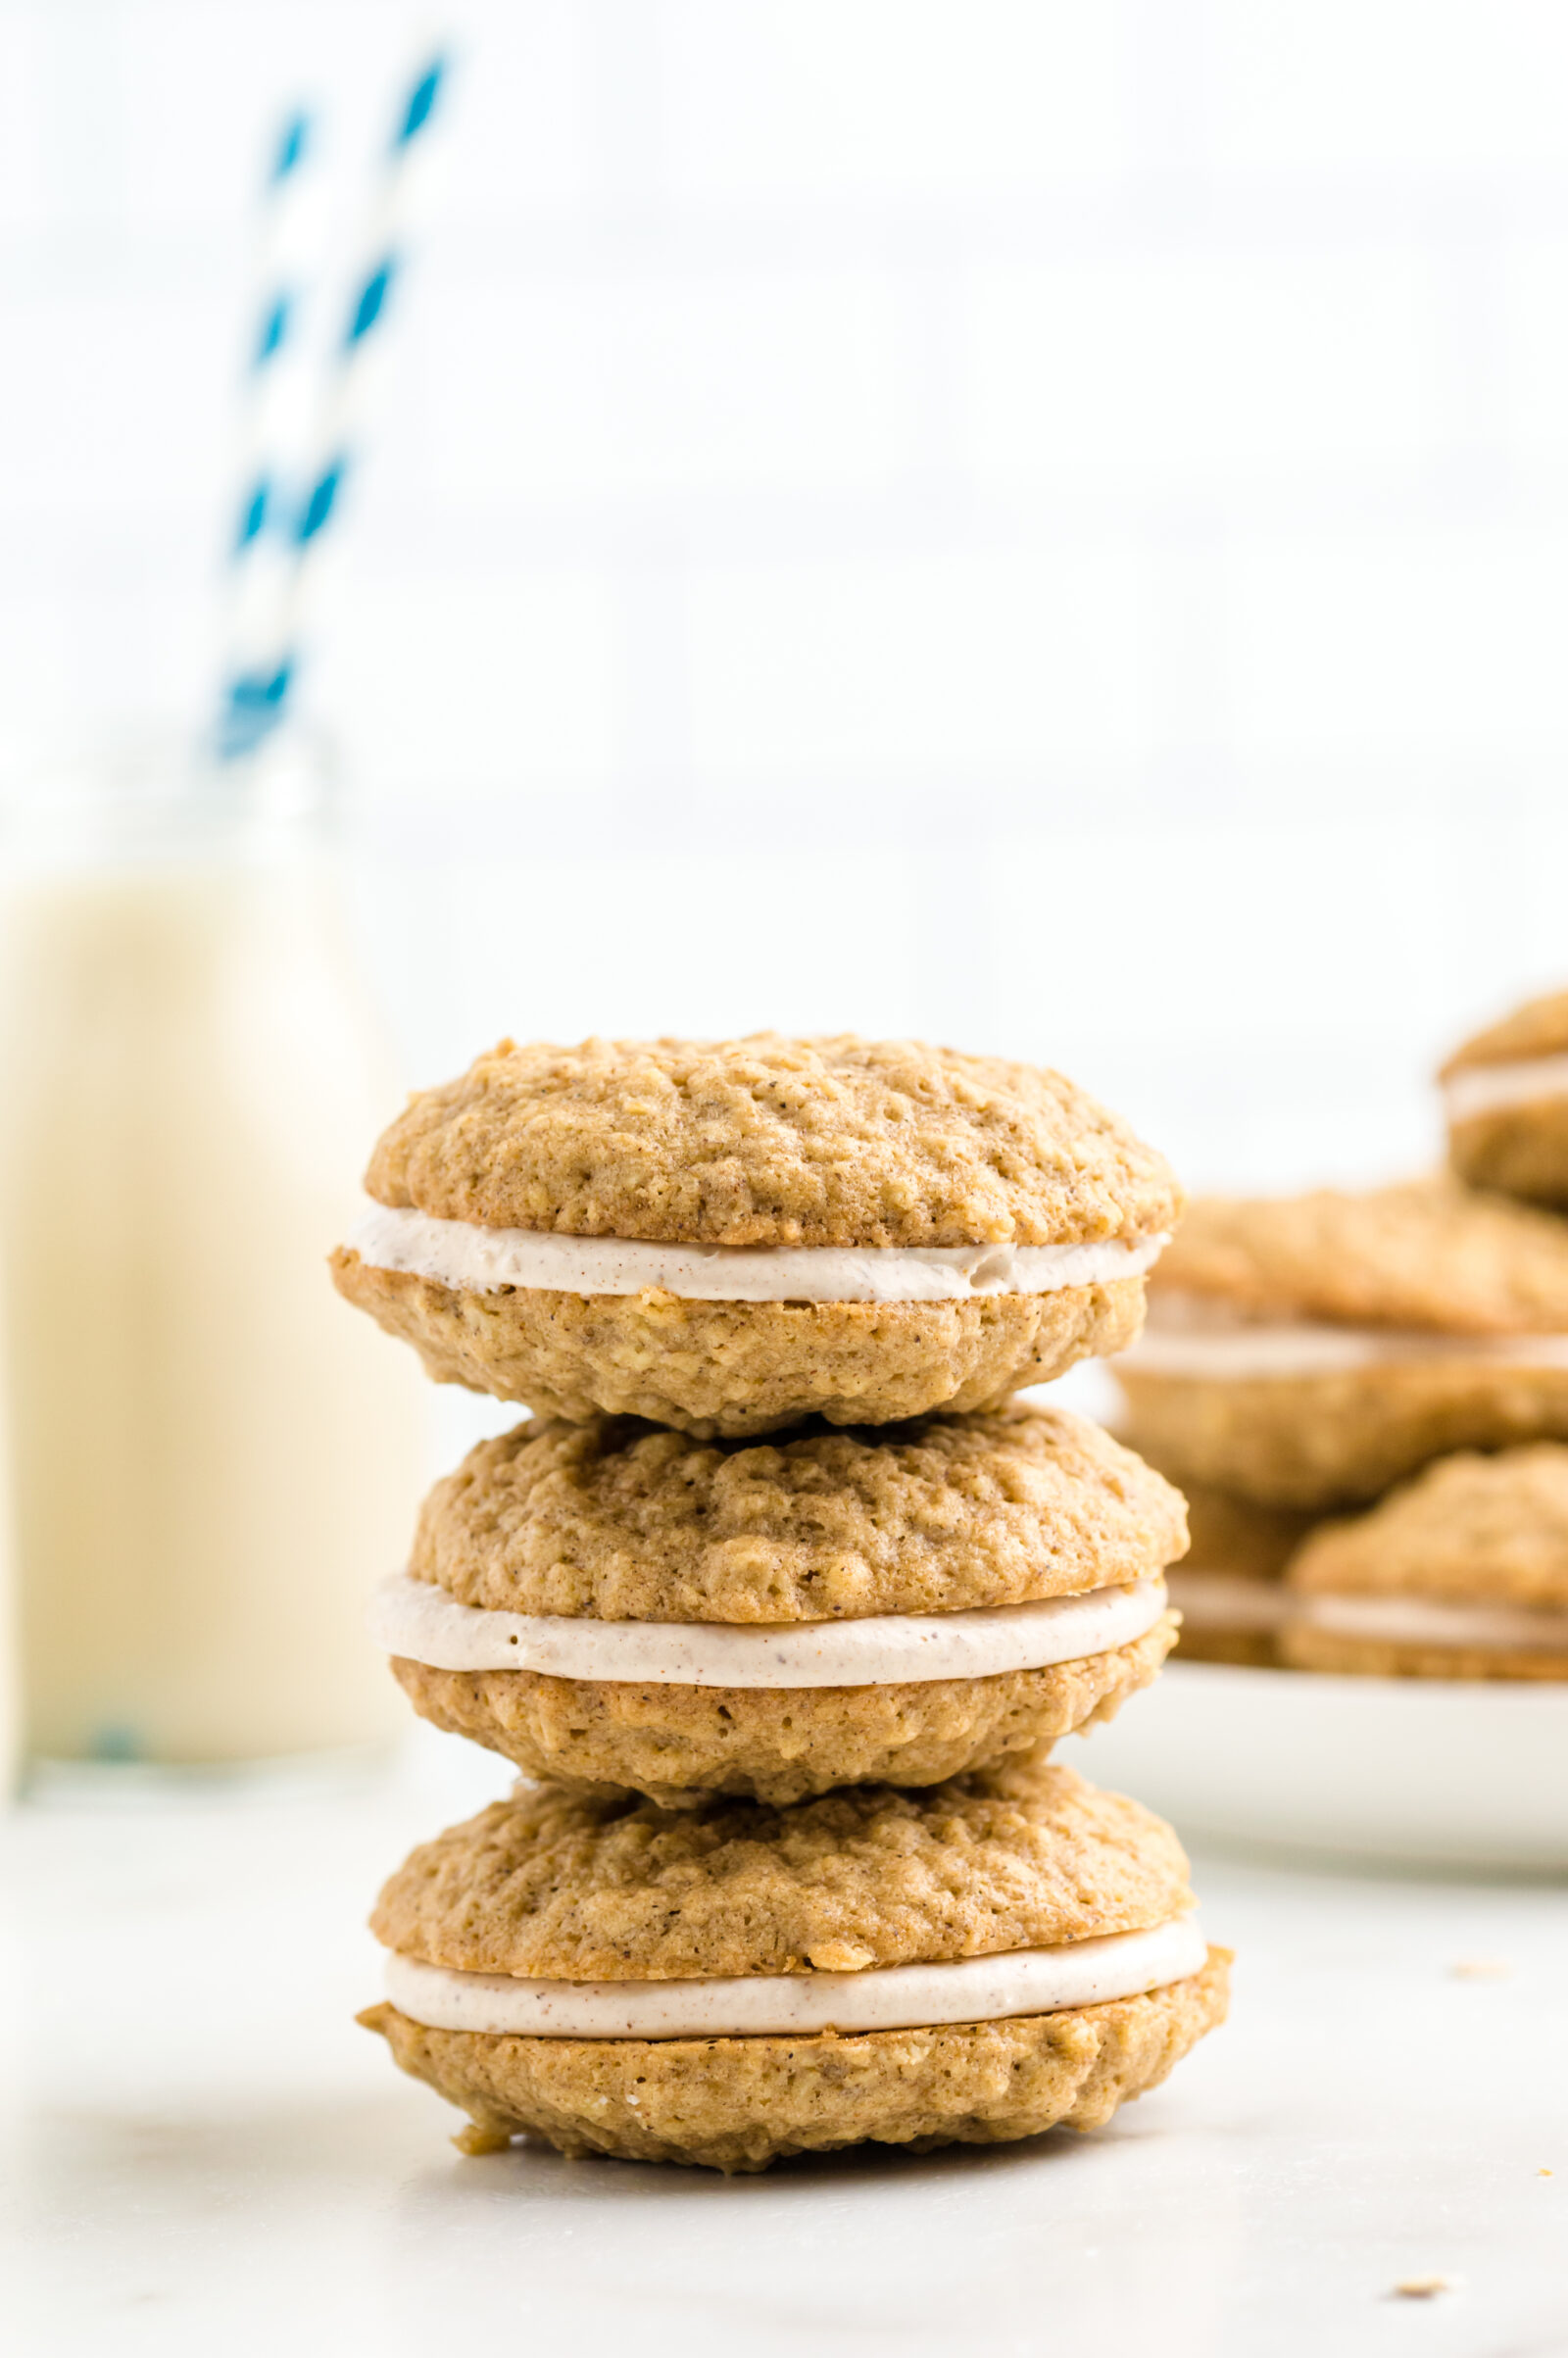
1288 1444 1568 1606
362 1948 1230 2172
390 1619 1175 1807
330 1254 1146 1435
364 1035 1182 1249
1152 1179 1568 1334
1443 989 1568 1071
412 1403 1187 1623
1117 1359 1568 1509
370 1759 1193 1983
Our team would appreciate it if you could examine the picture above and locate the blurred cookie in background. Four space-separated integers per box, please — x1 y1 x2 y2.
1442 988 1568 1211
1110 1180 1568 1509
1280 1444 1568 1681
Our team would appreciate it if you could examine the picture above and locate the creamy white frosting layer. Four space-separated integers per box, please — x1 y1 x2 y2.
1291 1593 1568 1650
1446 1053 1568 1123
346 1204 1168 1304
370 1572 1168 1688
1166 1570 1289 1634
382 1914 1207 2039
1119 1296 1568 1380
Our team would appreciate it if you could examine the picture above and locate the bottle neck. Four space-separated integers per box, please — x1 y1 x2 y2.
0 730 335 874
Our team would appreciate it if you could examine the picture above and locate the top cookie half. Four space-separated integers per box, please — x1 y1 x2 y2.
364 1034 1178 1248
1137 1177 1568 1335
332 1035 1182 1434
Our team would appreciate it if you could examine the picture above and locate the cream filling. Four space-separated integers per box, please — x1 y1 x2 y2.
1119 1295 1568 1380
1166 1570 1289 1634
345 1204 1168 1304
381 1914 1207 2040
370 1572 1168 1688
1291 1592 1568 1651
1445 1053 1568 1123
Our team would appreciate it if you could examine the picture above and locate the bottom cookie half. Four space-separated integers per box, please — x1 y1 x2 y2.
330 1252 1146 1435
388 1619 1176 1806
1279 1626 1568 1681
362 1947 1230 2173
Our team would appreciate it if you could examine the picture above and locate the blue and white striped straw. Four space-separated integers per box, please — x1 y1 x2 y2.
217 105 316 760
234 108 312 556
217 55 448 763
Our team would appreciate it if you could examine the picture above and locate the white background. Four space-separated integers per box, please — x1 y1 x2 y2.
4 0 1568 1190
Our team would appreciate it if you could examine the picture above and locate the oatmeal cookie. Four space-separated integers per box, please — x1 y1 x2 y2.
1113 1179 1568 1507
328 1262 1147 1434
369 1759 1193 1981
362 1761 1227 2169
381 1404 1185 1800
1151 1178 1568 1335
1117 1357 1568 1510
363 1034 1181 1250
1279 1444 1568 1681
388 1618 1175 1807
411 1405 1186 1623
1442 990 1568 1209
332 1035 1180 1429
362 1951 1230 2172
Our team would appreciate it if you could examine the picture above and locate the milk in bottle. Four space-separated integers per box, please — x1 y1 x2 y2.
0 739 427 1771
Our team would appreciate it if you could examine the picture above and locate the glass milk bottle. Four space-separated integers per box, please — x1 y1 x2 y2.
0 735 426 1776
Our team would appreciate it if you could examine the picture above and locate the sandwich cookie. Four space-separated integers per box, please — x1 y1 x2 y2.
1281 1444 1568 1681
1113 1180 1568 1508
1443 988 1568 1210
330 1035 1181 1437
375 1404 1185 1805
360 1760 1230 2172
1160 1480 1312 1667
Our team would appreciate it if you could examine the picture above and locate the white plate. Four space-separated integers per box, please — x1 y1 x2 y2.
1069 1659 1568 1872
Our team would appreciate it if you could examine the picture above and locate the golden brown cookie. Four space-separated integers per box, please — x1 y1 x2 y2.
1149 1178 1568 1334
1280 1445 1568 1681
1119 1356 1568 1512
1113 1180 1568 1508
376 1405 1187 1801
1442 990 1568 1209
330 1263 1151 1436
370 1760 1191 1977
362 1955 1230 2173
331 1035 1181 1433
412 1406 1186 1622
388 1621 1175 1808
363 1760 1228 2170
362 1035 1181 1249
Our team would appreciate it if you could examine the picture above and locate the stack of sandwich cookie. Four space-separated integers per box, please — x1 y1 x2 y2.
335 1033 1227 2168
360 1761 1228 2173
1443 989 1568 1211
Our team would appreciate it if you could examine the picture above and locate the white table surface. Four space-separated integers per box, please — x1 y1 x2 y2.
4 1726 1565 2358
